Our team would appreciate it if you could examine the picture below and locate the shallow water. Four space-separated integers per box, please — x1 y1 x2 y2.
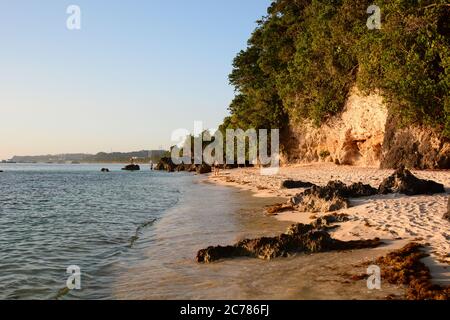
114 179 403 300
0 164 403 300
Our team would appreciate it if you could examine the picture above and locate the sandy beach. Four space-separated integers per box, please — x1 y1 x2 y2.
208 164 450 285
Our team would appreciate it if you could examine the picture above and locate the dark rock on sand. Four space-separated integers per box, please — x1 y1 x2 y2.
281 180 316 189
312 213 350 229
196 215 380 263
187 164 198 172
290 181 378 213
196 164 212 174
101 168 110 172
122 164 140 171
378 166 445 195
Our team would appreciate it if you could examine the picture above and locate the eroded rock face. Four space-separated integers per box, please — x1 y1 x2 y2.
281 87 387 167
381 114 450 170
378 166 445 195
196 216 380 263
281 87 449 170
290 181 378 213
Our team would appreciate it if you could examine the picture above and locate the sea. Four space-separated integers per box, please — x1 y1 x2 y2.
0 163 402 300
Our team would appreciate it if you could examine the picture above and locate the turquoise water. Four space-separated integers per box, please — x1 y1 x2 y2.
0 164 184 299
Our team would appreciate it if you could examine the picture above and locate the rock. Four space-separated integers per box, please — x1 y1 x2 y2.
154 157 176 172
378 166 445 195
0 170 3 173
342 182 377 197
196 216 380 263
175 164 187 172
311 213 350 229
381 113 450 169
290 181 378 212
291 190 349 213
339 130 363 165
187 164 197 172
196 164 211 174
265 203 295 215
101 168 110 172
122 164 140 171
281 180 316 189
444 197 450 222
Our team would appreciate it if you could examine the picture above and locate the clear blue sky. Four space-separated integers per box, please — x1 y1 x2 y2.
0 0 271 159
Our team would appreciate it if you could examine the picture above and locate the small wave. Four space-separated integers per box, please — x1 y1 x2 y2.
129 218 158 248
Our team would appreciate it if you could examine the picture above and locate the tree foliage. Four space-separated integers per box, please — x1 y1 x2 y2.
223 0 450 136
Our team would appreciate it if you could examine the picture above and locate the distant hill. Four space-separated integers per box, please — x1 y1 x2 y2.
10 150 168 164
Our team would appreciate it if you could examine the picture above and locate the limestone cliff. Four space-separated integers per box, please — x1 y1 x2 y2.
281 87 450 169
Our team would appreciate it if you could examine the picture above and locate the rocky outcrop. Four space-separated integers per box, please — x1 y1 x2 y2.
381 114 450 170
122 164 140 171
196 215 380 263
282 87 387 167
290 181 378 213
154 157 175 172
154 158 212 174
378 166 445 195
281 180 316 189
196 164 212 174
282 86 450 169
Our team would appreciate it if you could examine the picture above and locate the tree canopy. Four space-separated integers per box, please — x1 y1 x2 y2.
222 0 450 136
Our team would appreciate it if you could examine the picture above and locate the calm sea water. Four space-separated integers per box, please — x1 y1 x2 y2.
0 163 403 300
0 163 185 299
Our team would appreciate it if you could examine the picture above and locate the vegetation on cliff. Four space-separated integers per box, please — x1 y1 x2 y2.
223 0 450 137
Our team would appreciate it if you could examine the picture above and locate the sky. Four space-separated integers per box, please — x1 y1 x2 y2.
0 0 271 159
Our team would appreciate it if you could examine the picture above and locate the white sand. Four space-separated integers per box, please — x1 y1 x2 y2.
208 164 450 268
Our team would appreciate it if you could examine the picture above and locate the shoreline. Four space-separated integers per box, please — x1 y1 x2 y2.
115 174 405 299
206 163 450 288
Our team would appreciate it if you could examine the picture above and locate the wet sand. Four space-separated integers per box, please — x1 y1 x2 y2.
113 175 405 300
209 164 450 286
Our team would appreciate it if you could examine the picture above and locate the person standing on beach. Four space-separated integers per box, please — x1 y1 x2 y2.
213 160 220 176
